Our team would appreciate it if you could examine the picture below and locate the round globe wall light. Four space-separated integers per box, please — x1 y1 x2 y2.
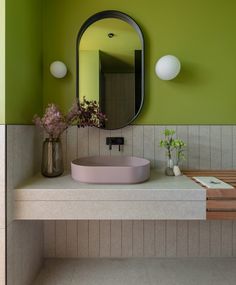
155 55 181 80
50 61 67 78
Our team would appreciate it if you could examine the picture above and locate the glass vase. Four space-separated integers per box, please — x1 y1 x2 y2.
41 138 64 177
165 158 174 176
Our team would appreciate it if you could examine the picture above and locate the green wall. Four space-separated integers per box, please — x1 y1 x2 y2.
6 0 43 124
80 50 99 102
43 0 236 124
4 0 236 124
0 0 5 123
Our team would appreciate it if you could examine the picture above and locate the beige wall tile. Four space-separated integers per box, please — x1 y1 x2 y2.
99 220 111 257
0 229 5 285
0 125 5 229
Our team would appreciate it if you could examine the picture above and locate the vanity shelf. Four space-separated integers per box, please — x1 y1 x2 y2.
184 170 236 220
13 170 206 220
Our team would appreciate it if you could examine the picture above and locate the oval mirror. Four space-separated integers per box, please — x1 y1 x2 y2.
76 10 144 130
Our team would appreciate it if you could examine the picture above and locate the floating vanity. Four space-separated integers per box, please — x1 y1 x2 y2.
13 170 206 220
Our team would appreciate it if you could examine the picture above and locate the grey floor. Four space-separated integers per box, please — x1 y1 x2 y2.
32 258 236 285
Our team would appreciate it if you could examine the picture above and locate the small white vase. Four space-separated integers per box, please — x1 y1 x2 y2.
165 158 174 176
173 165 181 176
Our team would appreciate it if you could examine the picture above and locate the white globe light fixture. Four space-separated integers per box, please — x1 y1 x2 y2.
50 61 67 78
155 55 181 80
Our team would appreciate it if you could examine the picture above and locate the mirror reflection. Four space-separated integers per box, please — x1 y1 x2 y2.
78 15 143 129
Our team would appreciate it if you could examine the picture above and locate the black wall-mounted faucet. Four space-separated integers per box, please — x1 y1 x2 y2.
106 137 124 151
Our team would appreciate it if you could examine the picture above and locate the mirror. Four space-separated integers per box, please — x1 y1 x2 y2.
76 11 144 130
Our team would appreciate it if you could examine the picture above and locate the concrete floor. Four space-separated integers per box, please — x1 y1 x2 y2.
32 258 236 285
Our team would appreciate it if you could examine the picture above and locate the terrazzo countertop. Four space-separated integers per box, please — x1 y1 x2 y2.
14 170 205 201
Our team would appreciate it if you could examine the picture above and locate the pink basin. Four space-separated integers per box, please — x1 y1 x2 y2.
71 156 150 184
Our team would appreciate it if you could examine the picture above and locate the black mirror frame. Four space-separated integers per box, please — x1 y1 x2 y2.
76 10 144 130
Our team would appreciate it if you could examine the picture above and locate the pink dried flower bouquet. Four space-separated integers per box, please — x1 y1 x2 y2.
33 97 106 139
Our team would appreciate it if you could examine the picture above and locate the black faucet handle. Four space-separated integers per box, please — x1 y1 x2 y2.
106 137 124 151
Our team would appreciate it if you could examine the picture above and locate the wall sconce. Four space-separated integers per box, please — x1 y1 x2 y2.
155 55 181 80
50 61 67 78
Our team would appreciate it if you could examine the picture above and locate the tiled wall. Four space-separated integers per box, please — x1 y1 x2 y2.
62 125 236 171
7 125 43 285
44 125 236 258
44 220 236 258
3 124 236 281
0 125 5 285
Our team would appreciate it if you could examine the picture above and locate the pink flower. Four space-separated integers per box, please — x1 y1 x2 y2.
33 98 106 138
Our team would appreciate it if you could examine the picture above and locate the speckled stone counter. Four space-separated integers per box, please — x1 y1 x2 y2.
13 170 206 220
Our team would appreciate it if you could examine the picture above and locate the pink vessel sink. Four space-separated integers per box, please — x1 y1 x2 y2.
71 156 150 184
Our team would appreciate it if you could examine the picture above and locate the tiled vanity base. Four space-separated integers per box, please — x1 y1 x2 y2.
13 171 206 220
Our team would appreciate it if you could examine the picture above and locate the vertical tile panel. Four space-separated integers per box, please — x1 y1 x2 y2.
0 229 5 285
210 220 221 257
199 126 211 169
188 221 200 256
143 126 155 167
88 220 100 257
22 221 43 285
32 222 44 281
188 126 200 169
221 221 233 257
143 220 155 256
111 220 122 257
132 220 144 257
210 126 221 169
78 220 89 257
0 125 5 229
12 126 24 188
44 221 56 258
12 126 35 187
121 126 133 156
55 221 67 257
176 221 188 257
99 220 111 257
233 127 236 168
233 221 236 256
199 221 210 257
132 126 144 158
14 221 43 285
176 126 188 169
13 222 24 285
99 129 111 156
121 220 133 257
60 130 67 171
7 126 14 226
33 127 43 174
221 126 233 169
66 221 78 257
66 126 78 170
88 128 100 156
166 221 177 257
7 224 14 285
154 126 166 170
77 127 89 158
155 221 166 257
